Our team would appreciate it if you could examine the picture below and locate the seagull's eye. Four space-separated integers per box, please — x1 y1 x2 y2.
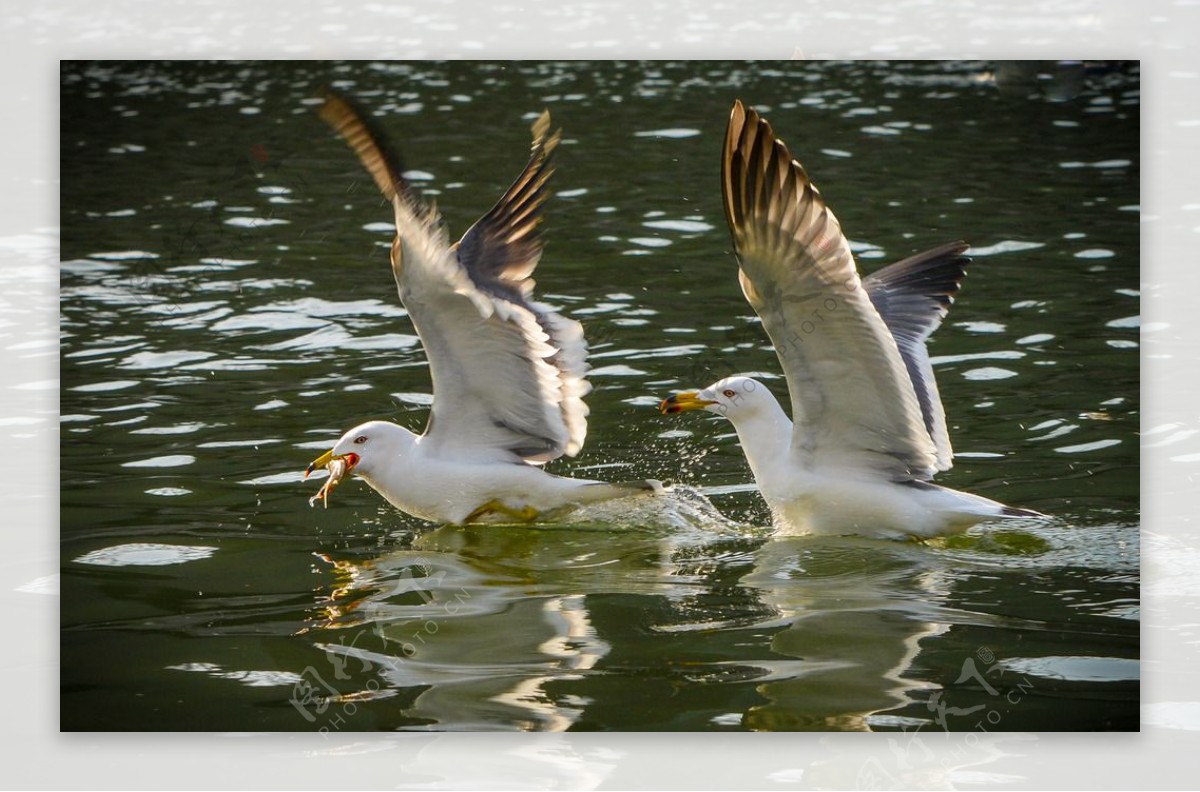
722 389 736 398
353 435 368 445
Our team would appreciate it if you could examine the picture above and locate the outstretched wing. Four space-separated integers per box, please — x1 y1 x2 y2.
864 241 970 472
319 92 589 463
721 99 940 479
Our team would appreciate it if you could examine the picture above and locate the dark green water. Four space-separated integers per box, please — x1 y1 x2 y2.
60 60 1139 731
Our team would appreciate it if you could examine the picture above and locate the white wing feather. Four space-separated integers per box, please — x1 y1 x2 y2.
320 93 589 463
721 100 940 479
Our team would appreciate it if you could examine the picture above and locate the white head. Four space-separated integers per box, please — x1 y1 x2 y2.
306 420 416 482
659 375 781 423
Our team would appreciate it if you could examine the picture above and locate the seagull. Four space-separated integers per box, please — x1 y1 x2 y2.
660 100 1043 538
306 91 658 524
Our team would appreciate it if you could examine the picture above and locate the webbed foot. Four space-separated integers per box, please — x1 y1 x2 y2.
464 499 541 524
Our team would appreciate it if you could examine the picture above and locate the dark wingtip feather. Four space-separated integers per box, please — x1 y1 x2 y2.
452 107 562 289
867 241 971 308
530 109 561 157
317 87 414 207
722 98 829 258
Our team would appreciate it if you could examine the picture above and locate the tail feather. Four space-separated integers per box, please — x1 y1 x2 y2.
999 504 1049 519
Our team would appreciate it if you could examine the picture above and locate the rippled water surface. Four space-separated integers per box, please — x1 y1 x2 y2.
61 61 1139 731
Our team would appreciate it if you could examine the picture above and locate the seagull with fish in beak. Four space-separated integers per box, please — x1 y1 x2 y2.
305 91 660 524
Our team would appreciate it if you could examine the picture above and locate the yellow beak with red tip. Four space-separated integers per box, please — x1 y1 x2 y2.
659 391 717 415
305 449 333 478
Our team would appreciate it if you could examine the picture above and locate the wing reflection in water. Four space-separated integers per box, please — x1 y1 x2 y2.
304 513 740 731
301 517 1003 731
298 501 1117 732
305 549 596 731
734 538 950 731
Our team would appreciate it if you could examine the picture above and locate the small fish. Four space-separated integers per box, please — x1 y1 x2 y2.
308 456 349 508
